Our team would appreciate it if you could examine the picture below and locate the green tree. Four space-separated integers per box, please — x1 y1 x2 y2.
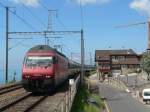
141 54 150 81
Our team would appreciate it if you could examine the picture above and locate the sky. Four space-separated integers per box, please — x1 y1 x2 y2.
0 0 150 70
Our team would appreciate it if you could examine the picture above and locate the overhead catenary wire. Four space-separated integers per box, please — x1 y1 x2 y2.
21 3 46 29
38 0 70 46
9 9 38 31
0 1 37 31
38 0 49 11
56 15 68 30
38 1 68 30
0 2 5 8
9 38 33 51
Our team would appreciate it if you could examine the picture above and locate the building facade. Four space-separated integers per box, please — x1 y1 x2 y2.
95 49 140 75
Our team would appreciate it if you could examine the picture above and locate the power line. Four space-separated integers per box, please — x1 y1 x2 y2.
9 38 32 51
38 0 49 10
21 4 46 28
0 2 37 31
0 2 5 8
38 1 68 30
38 1 68 43
56 15 68 30
9 9 37 31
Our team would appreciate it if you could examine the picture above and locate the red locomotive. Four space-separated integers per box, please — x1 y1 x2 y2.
22 45 69 92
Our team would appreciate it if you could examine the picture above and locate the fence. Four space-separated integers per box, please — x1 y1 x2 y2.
53 75 80 112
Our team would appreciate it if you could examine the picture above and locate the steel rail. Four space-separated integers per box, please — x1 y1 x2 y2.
0 93 31 111
0 85 23 95
24 95 48 112
0 82 21 91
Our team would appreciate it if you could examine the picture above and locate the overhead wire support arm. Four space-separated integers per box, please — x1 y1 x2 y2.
8 38 32 39
8 31 81 35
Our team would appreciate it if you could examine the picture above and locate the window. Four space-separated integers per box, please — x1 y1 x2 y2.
118 56 125 61
122 65 127 68
144 92 150 96
112 56 125 61
25 56 53 67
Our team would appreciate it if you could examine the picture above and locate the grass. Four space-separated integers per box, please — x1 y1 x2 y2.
71 84 105 112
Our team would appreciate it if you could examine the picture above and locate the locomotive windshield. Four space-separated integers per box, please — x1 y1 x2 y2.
25 56 53 67
144 92 150 96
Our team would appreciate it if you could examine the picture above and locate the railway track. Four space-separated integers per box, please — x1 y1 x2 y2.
0 83 21 90
0 92 48 112
0 83 22 95
0 82 69 112
0 91 66 112
0 88 27 102
0 92 46 112
0 75 79 112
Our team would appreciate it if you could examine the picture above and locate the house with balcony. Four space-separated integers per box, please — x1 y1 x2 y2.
95 49 140 75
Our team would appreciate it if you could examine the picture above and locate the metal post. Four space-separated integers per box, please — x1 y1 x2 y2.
60 47 62 53
44 31 47 45
90 52 92 65
5 7 9 84
147 22 150 54
81 29 84 84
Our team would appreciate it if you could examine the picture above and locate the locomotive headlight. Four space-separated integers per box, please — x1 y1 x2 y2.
46 75 51 78
25 75 30 78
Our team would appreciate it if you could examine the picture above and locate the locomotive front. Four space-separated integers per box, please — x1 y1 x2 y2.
22 45 55 92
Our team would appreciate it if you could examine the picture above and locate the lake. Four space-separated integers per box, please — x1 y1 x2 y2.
0 69 21 84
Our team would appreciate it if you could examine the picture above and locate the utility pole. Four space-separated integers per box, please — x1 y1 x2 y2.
70 52 73 60
5 7 9 84
81 29 84 84
147 22 150 54
90 52 92 65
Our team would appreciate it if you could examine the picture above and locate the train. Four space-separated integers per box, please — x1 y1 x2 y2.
22 45 81 92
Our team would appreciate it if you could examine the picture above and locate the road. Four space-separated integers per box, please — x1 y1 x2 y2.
99 83 150 112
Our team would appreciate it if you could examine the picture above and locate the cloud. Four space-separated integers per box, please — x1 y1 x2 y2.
130 0 150 17
10 0 39 7
70 0 110 5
